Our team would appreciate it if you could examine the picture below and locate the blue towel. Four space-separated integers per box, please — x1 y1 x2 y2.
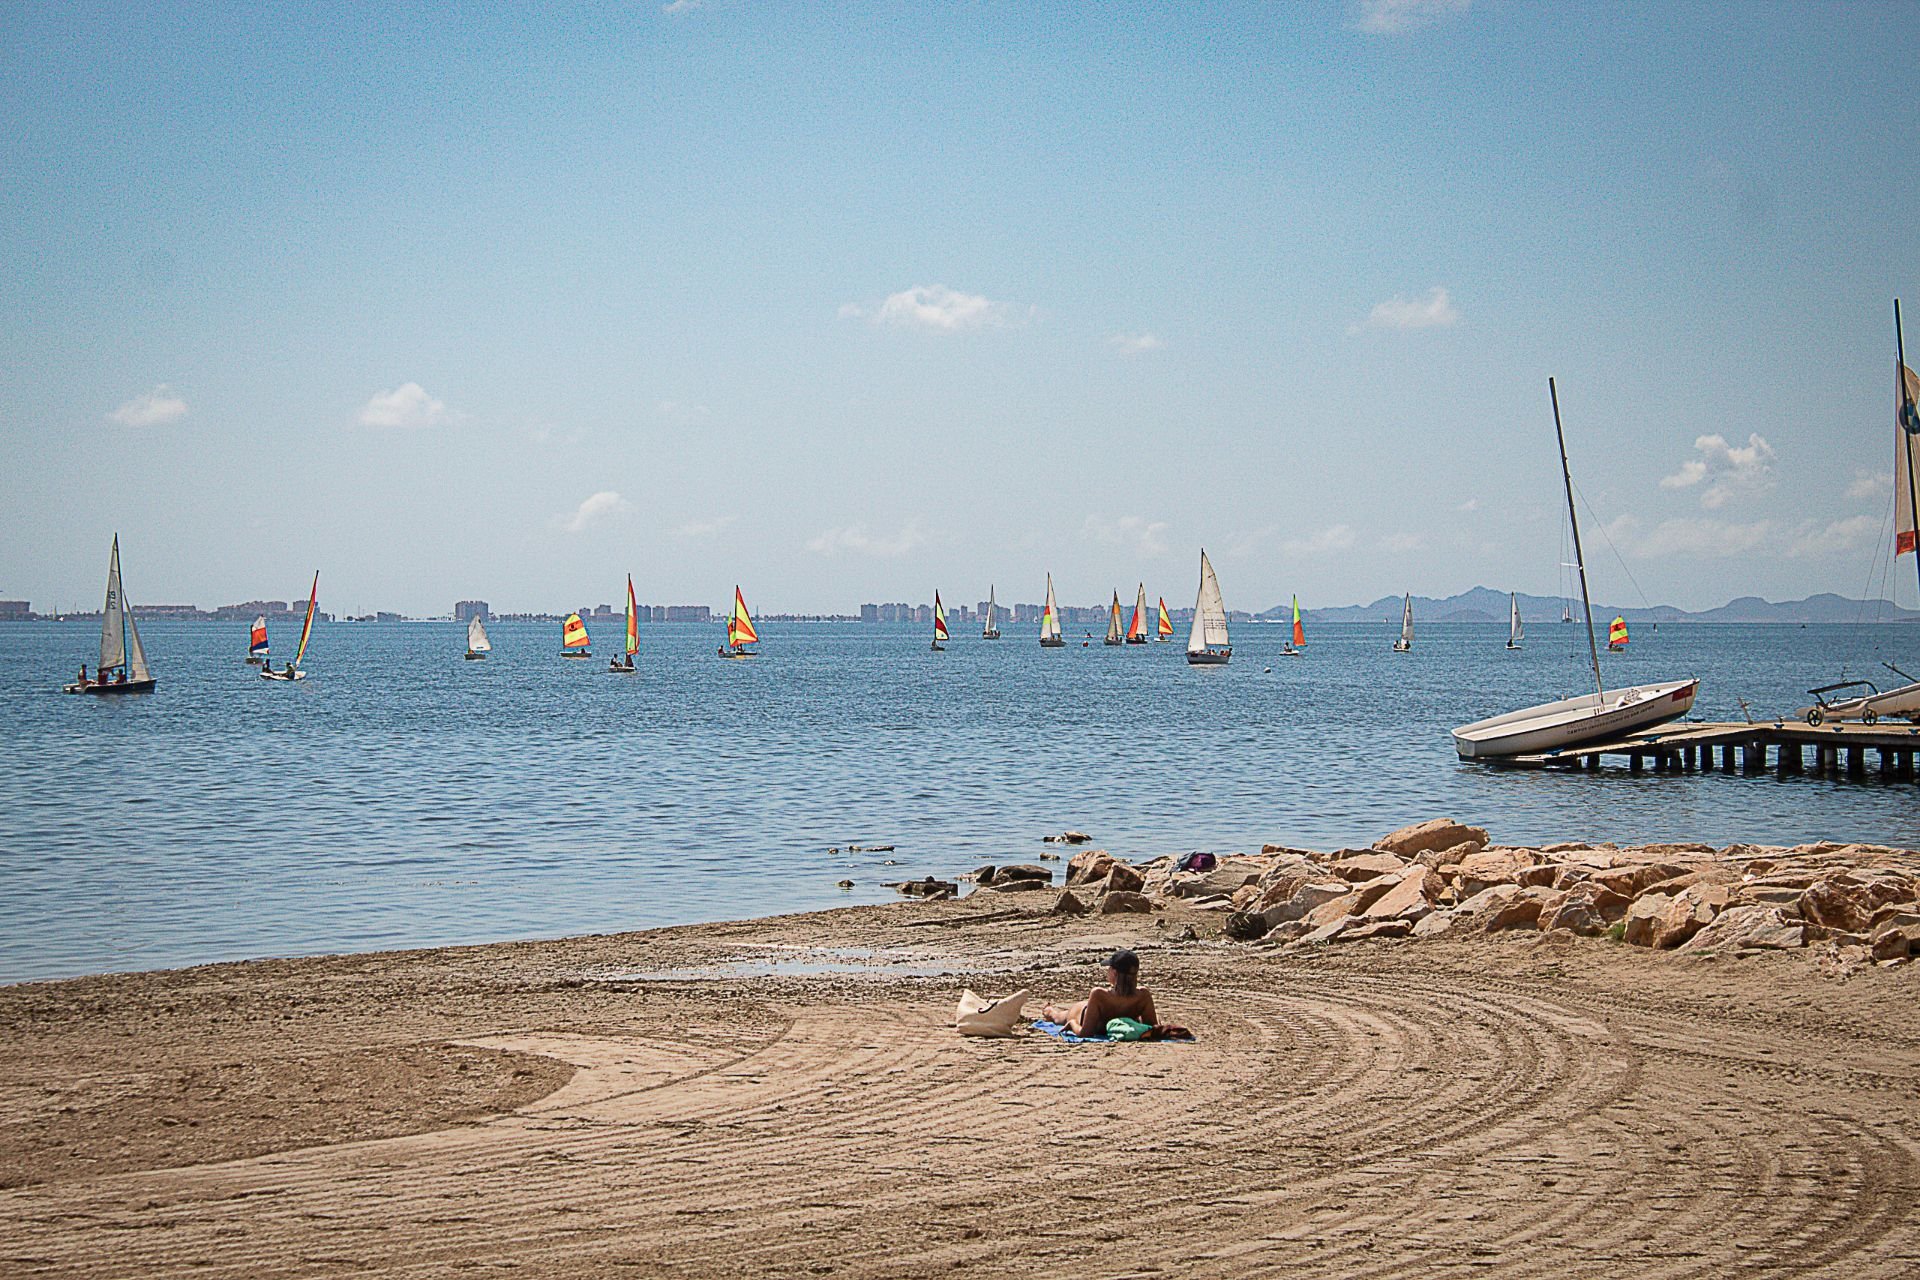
1032 1019 1108 1043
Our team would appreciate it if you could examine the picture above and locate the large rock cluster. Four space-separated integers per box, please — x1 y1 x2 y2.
1112 818 1920 962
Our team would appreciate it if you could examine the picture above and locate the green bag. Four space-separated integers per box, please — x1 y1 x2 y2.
1105 1016 1152 1042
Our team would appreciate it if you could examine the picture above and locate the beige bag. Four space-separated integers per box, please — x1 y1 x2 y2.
955 988 1028 1037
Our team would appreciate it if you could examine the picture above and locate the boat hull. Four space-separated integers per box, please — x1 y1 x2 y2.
1393 642 1410 652
1039 638 1065 648
560 651 591 659
983 630 1000 639
465 652 486 660
1453 679 1698 759
259 670 306 682
1186 648 1231 666
1125 636 1147 645
64 679 157 695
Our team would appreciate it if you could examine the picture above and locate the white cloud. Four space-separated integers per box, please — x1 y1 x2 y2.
1607 514 1771 560
358 382 452 429
1108 332 1164 354
1788 515 1880 559
1352 286 1459 333
1282 524 1357 556
847 284 1009 332
673 516 735 541
1356 0 1470 35
1458 497 1481 513
1380 532 1424 553
1079 514 1171 558
557 491 631 534
805 521 927 558
1848 469 1892 501
662 0 701 12
1659 432 1775 508
107 385 187 427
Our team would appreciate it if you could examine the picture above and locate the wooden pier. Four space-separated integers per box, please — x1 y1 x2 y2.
1499 719 1920 783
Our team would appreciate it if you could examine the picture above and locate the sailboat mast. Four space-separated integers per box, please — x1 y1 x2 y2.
1550 378 1605 699
1898 299 1920 606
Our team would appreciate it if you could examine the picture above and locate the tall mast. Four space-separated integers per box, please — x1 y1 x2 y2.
1550 378 1605 699
1898 300 1920 605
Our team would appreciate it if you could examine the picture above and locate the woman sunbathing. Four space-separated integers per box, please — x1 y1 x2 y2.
1042 948 1157 1035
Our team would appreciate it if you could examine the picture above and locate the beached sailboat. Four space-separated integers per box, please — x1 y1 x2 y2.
560 612 592 658
1126 584 1149 644
982 586 1000 639
465 615 492 660
1104 591 1125 645
1453 379 1697 759
1506 594 1524 650
1039 575 1065 648
64 535 157 694
247 615 269 665
609 576 639 671
1392 594 1413 653
261 572 318 681
1186 550 1231 665
1608 616 1629 651
931 591 949 651
1156 596 1174 642
721 587 759 658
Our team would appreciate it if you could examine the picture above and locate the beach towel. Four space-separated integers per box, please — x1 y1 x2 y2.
1032 1019 1195 1044
955 988 1029 1037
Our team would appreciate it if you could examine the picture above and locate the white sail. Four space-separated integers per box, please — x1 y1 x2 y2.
1187 551 1229 653
125 610 151 682
99 537 126 671
1105 591 1123 643
1400 595 1414 646
1510 594 1524 644
468 616 492 653
984 587 997 636
1041 575 1062 642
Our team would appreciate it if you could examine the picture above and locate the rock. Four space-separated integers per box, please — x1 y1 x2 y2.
1539 883 1611 936
1099 890 1154 914
1329 852 1410 882
1050 889 1088 916
1304 891 1363 929
1260 844 1318 857
1415 839 1487 870
1044 830 1093 844
1485 886 1561 932
1800 877 1876 934
1363 867 1440 921
1588 863 1688 899
836 879 855 889
1223 911 1271 942
1870 917 1920 961
969 865 998 885
1166 858 1265 899
1296 916 1359 945
1264 920 1314 945
1104 862 1146 894
1336 919 1414 943
997 863 1053 884
1346 878 1401 913
1261 880 1352 922
1376 819 1490 858
1679 905 1805 952
1650 889 1720 949
893 877 958 898
1066 850 1116 885
987 877 1050 893
1038 852 1060 861
1411 909 1463 938
1450 848 1536 897
1186 895 1237 911
1622 893 1673 947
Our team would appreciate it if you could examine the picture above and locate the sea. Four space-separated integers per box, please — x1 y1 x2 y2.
2 617 1916 983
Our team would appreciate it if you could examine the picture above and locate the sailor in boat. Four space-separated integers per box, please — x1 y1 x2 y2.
77 664 87 688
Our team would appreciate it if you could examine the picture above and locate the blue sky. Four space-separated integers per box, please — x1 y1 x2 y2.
3 1 1918 615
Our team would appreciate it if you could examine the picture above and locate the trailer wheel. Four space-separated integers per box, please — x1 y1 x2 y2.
1863 709 1878 725
1806 708 1823 726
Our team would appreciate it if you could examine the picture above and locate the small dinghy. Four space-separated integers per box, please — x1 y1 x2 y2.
720 586 759 658
1392 594 1413 653
261 572 318 682
1038 575 1065 648
560 612 592 658
465 615 491 660
931 591 948 651
609 576 639 671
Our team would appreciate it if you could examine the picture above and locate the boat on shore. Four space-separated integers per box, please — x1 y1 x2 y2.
1039 575 1065 648
1185 550 1231 665
609 576 638 671
64 535 157 694
1393 594 1413 652
247 615 269 665
465 615 491 661
261 572 318 681
721 587 759 658
560 612 591 658
1454 379 1697 759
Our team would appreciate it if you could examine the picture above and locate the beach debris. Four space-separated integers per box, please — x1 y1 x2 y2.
1044 831 1093 845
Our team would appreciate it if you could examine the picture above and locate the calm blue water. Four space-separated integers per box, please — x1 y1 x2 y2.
2 618 1916 983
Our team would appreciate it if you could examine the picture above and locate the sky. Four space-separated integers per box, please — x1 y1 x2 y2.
3 0 1919 617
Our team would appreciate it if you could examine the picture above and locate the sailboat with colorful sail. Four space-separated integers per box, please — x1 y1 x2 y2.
1039 575 1065 648
1607 616 1628 651
1393 594 1413 653
1126 584 1149 644
610 576 639 671
560 612 592 658
65 535 157 694
982 586 1000 639
247 614 270 665
1186 550 1231 665
465 615 491 660
1103 591 1125 645
1156 596 1174 642
931 592 949 651
721 587 759 658
261 572 318 681
1506 594 1524 650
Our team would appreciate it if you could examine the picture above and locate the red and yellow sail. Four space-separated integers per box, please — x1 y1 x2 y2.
1127 598 1145 640
1156 597 1173 637
1609 616 1629 647
562 612 590 649
728 587 759 647
295 572 318 665
625 575 640 655
1291 595 1305 648
933 592 949 642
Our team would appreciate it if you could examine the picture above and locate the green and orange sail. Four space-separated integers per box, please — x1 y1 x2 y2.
1609 616 1629 647
1291 595 1305 649
625 575 640 655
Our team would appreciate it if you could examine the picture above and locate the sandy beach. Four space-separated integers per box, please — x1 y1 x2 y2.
5 834 1920 1279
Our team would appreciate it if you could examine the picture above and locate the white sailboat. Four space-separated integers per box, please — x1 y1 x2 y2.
983 586 1000 639
465 615 492 660
1453 380 1696 759
1392 594 1413 652
1039 574 1065 648
1186 550 1231 665
1506 594 1524 650
64 535 156 694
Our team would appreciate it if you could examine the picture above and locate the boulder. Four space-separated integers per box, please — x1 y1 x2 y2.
1622 893 1673 947
1260 843 1319 858
1799 877 1876 934
997 864 1054 885
1296 916 1359 945
1415 839 1486 870
1099 890 1154 915
1376 819 1489 858
1485 886 1562 933
1066 850 1116 885
1044 831 1093 844
1539 883 1611 936
1103 862 1146 894
1304 891 1364 929
1678 905 1805 952
1650 889 1720 949
968 865 998 885
1363 867 1440 921
1166 858 1265 899
1588 863 1688 899
894 877 958 898
1337 919 1414 943
1411 909 1463 938
1223 911 1271 942
1329 852 1410 882
1050 890 1088 916
1450 849 1536 897
1261 880 1353 923
1869 917 1920 961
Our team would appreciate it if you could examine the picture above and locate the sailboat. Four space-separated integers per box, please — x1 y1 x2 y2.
1156 596 1174 642
1186 549 1231 665
1039 575 1065 648
610 576 639 671
261 572 318 681
247 615 269 665
560 612 592 658
1453 379 1697 759
1561 603 1572 623
982 586 1000 639
465 615 492 660
1104 591 1125 645
1608 616 1629 651
931 591 949 651
64 535 157 694
1506 594 1524 650
721 586 759 658
1279 595 1304 656
1125 584 1149 644
1392 594 1413 653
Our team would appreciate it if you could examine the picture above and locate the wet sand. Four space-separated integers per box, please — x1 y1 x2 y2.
4 895 1920 1278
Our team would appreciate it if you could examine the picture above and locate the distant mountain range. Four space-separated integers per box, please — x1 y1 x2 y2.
1258 588 1920 625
